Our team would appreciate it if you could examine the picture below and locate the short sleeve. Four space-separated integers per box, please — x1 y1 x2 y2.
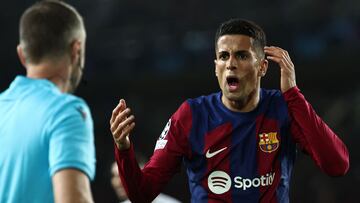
47 98 96 180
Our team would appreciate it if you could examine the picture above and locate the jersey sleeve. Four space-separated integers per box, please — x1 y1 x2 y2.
114 101 192 203
283 86 349 176
47 98 96 180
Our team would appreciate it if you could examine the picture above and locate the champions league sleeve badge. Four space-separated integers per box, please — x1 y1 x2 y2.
154 119 171 150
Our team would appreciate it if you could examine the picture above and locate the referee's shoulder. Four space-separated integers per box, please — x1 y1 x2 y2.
49 93 90 117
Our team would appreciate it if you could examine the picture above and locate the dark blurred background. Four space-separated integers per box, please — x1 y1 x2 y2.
1 0 359 202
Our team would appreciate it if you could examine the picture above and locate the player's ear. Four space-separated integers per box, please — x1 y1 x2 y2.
214 59 218 76
17 44 27 68
258 58 268 77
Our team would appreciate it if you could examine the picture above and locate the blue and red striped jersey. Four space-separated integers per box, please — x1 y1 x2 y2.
115 87 349 203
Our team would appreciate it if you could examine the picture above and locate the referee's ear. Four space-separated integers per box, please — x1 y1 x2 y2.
17 44 27 68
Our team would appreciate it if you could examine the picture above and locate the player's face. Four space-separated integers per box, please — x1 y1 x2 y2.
215 35 264 108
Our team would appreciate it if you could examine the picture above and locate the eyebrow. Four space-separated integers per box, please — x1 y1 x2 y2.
218 50 250 55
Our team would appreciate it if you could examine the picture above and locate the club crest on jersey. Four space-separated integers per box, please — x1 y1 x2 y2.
259 132 279 153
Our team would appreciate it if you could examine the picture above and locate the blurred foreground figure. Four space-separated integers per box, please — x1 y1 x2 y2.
0 1 96 202
111 160 181 203
110 18 349 202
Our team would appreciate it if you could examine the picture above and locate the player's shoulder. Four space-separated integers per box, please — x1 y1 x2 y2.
173 92 219 119
186 92 220 107
260 88 288 113
261 88 285 102
262 88 282 97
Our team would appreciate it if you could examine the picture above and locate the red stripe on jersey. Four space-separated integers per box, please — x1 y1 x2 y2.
256 115 281 203
201 123 233 202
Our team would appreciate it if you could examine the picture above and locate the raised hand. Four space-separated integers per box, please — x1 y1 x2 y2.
264 46 296 93
110 99 135 150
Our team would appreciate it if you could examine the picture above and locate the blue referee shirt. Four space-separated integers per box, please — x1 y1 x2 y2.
0 76 96 203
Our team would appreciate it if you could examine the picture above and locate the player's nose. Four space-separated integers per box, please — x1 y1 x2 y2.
226 55 238 70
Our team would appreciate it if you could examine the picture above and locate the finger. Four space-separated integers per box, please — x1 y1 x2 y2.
267 55 290 70
264 46 285 52
110 102 121 124
283 55 294 70
113 115 135 138
111 108 132 133
119 122 136 141
110 99 125 124
265 46 287 60
122 99 127 109
114 115 135 135
264 49 280 59
114 99 126 115
264 47 284 58
283 51 294 67
267 55 294 73
264 46 288 56
266 55 283 64
275 50 294 70
115 122 135 145
115 123 135 145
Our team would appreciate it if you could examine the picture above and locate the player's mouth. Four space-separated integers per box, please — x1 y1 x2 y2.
226 76 239 91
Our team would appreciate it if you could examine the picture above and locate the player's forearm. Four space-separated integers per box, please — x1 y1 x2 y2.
284 86 349 176
114 144 160 202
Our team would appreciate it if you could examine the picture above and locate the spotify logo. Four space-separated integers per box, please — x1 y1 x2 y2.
208 171 232 194
207 170 276 194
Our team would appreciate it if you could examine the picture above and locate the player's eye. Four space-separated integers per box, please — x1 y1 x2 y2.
219 52 229 60
236 53 248 60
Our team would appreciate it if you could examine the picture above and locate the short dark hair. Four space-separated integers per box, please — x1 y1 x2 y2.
19 0 84 64
215 18 266 59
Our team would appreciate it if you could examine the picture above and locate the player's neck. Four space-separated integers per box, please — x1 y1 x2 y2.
26 58 71 93
226 91 259 112
222 83 261 113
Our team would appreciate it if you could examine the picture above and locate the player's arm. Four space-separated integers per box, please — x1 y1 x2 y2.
52 169 94 203
284 87 349 176
265 46 349 176
110 100 191 202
